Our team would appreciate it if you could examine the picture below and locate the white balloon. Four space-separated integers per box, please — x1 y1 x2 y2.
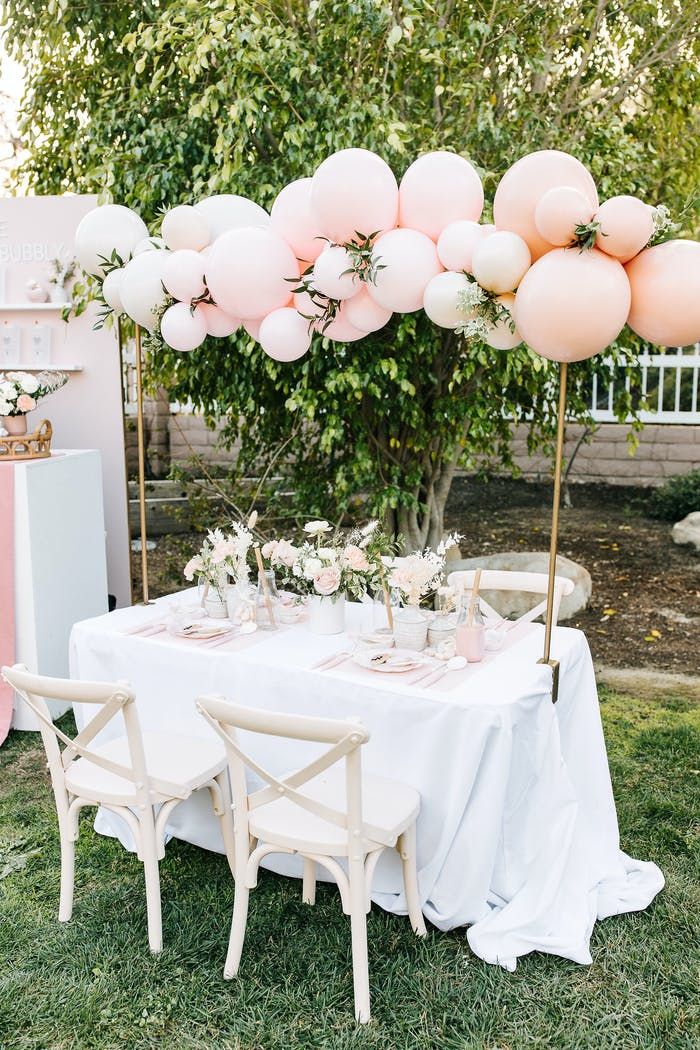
133 236 167 255
161 204 211 252
484 293 522 349
423 271 472 329
160 302 207 352
194 195 270 240
312 246 358 300
119 250 170 331
102 269 125 315
472 231 531 293
74 204 149 276
437 221 496 273
162 249 207 303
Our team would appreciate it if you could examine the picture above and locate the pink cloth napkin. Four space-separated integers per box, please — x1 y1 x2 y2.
0 464 15 744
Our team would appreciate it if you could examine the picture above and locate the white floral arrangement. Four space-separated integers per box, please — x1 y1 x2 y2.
183 512 257 599
263 519 377 602
0 370 68 418
388 533 461 607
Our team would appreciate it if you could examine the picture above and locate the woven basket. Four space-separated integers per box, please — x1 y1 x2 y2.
0 419 53 461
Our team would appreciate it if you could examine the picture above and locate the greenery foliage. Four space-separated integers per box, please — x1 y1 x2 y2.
3 0 699 545
649 468 700 522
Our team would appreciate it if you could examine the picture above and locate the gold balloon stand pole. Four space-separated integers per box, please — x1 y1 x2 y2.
133 324 153 604
115 317 135 606
538 360 568 703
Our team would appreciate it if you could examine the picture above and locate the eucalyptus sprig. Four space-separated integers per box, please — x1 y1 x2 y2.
571 219 603 251
455 279 515 340
286 266 341 336
339 230 387 285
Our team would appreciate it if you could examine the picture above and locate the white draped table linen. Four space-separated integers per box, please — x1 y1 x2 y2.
69 592 663 971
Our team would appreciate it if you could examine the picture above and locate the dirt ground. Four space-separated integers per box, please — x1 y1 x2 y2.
138 478 700 674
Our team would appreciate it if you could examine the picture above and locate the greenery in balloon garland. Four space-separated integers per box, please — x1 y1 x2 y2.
287 266 340 336
455 281 515 341
291 230 386 335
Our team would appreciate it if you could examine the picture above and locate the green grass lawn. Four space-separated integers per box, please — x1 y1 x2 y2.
1 688 698 1050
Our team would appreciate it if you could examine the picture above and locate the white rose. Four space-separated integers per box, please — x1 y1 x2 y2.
303 557 322 580
317 547 337 561
304 520 331 536
0 382 16 399
20 375 39 395
0 400 11 415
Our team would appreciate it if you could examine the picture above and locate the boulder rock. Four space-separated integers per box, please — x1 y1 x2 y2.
448 551 592 622
672 511 700 552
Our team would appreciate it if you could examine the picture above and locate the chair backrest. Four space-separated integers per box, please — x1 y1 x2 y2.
196 696 389 847
0 664 157 802
446 569 574 628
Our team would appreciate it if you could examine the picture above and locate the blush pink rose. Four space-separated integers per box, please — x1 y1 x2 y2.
343 544 370 572
314 566 341 596
16 394 36 412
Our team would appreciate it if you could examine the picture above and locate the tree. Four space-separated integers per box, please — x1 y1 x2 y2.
4 0 699 547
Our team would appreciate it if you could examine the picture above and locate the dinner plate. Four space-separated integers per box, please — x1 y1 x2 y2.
353 648 425 673
173 621 231 639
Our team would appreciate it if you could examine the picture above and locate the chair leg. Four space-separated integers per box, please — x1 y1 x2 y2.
224 883 249 979
398 823 427 937
348 855 371 1024
302 857 316 905
139 812 163 953
214 772 237 880
58 833 75 923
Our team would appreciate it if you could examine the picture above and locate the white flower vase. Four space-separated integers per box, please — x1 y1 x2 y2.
204 593 228 619
393 605 429 651
308 594 346 635
226 581 255 623
49 285 69 304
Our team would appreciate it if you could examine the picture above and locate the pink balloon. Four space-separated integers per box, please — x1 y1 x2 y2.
160 302 207 352
206 226 299 320
243 318 261 341
471 231 531 293
162 249 206 303
437 220 495 273
494 150 598 261
344 286 392 333
534 186 595 247
595 196 654 262
319 304 366 342
626 240 700 347
485 293 522 350
270 177 325 263
293 289 325 322
259 307 311 362
367 228 443 313
198 303 240 337
514 247 630 362
310 148 399 244
399 152 483 241
312 246 359 299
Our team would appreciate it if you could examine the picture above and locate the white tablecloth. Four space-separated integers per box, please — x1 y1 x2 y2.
69 592 663 970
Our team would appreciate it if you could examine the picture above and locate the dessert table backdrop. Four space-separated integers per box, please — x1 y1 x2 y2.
69 594 663 971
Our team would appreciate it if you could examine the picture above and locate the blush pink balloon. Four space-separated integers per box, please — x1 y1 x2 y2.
494 150 599 261
319 304 365 342
243 318 261 341
310 148 399 244
162 249 207 303
293 289 325 322
595 196 655 262
367 228 443 313
485 293 522 350
514 247 630 362
259 307 312 362
197 303 240 337
534 186 595 247
160 302 207 352
626 240 700 347
437 220 495 273
206 227 299 320
343 286 392 333
312 246 359 299
270 177 325 263
399 152 484 241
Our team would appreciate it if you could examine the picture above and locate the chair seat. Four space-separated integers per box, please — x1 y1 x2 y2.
249 768 420 855
65 732 226 804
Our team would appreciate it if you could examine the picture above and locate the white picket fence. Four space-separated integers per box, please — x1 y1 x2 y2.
590 344 700 424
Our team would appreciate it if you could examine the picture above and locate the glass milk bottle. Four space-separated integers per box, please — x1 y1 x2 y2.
456 596 486 663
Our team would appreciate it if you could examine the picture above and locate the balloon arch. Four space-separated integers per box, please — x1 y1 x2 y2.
74 147 700 690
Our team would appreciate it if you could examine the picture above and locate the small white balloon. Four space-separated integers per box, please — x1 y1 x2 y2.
472 231 531 294
259 308 311 362
423 271 472 329
484 293 522 349
119 250 170 331
102 268 125 315
312 246 358 300
162 249 207 303
74 204 149 276
161 204 211 252
194 194 270 240
160 302 207 352
437 221 495 273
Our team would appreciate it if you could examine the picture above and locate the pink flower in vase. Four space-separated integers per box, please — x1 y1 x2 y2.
16 394 36 412
314 566 341 596
342 544 370 572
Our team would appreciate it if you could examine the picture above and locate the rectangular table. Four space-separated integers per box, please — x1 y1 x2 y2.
70 592 663 971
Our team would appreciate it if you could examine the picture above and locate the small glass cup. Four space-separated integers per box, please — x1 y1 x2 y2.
255 569 280 630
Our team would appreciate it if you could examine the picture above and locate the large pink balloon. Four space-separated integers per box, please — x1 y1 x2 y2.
626 240 700 347
162 249 206 303
367 229 443 313
534 186 594 247
259 308 311 362
595 196 654 262
198 303 240 337
399 152 484 241
206 227 299 320
437 221 495 273
514 248 630 362
494 150 598 261
270 178 325 262
160 302 207 352
344 286 392 333
310 148 399 244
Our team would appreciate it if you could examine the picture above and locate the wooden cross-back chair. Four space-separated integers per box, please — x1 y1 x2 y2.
447 569 575 630
197 695 426 1024
2 664 235 953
